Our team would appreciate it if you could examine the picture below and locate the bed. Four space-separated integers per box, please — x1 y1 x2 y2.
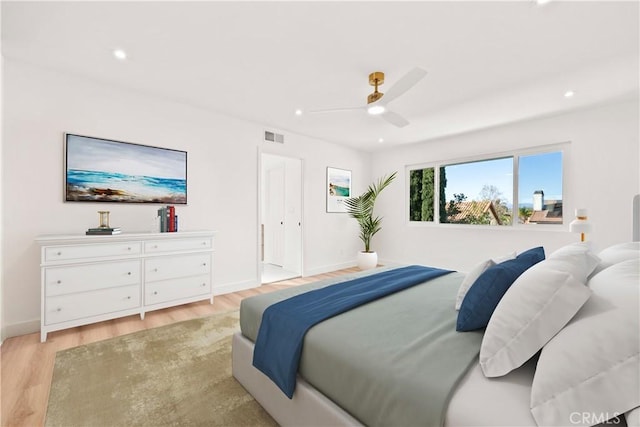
232 240 639 426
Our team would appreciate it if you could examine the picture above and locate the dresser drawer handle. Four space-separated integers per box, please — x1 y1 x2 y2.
56 280 62 284
127 247 132 251
127 272 132 275
153 268 158 272
153 245 158 249
201 283 206 287
153 291 158 295
57 251 62 256
56 308 62 312
126 296 131 300
202 242 207 245
202 263 207 266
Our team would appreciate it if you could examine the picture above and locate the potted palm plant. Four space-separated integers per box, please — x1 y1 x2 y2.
344 172 397 270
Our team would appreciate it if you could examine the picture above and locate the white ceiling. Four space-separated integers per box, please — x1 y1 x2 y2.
2 1 638 152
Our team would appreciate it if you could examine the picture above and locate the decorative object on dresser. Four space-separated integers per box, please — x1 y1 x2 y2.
37 230 215 342
86 227 121 235
98 210 110 227
87 210 121 234
157 205 178 232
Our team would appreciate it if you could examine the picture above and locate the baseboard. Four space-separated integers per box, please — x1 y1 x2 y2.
3 318 40 339
303 261 357 277
213 279 259 296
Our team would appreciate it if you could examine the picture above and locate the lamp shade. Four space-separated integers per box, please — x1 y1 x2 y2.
569 220 592 234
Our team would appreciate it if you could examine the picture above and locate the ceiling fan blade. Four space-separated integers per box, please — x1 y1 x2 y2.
381 110 410 128
308 106 364 114
382 67 427 104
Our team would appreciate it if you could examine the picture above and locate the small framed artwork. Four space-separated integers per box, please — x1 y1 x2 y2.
326 167 352 213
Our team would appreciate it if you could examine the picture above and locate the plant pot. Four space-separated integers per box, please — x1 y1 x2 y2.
357 251 378 270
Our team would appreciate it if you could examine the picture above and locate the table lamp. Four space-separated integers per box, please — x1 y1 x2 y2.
569 208 591 242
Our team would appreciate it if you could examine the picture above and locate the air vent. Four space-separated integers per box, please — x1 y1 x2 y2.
264 130 285 144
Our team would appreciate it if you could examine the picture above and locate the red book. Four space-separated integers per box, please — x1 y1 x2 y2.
168 206 175 232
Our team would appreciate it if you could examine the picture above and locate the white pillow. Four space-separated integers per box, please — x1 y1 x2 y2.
479 245 596 377
591 241 640 276
492 251 516 264
548 242 601 282
530 258 640 426
454 259 495 310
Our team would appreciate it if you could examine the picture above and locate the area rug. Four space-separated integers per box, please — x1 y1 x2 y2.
45 311 277 427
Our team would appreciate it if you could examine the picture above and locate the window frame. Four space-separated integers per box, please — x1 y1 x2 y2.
405 142 569 230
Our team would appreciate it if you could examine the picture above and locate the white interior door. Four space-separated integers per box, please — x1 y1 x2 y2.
260 152 303 284
264 166 285 266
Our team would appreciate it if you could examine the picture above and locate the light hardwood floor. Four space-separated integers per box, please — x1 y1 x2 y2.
0 267 360 427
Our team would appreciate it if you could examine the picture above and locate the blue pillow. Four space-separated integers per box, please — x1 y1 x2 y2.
456 247 545 332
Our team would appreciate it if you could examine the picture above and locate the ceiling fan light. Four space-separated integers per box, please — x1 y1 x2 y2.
367 105 386 115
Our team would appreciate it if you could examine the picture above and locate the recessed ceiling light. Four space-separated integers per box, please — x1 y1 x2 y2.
294 109 303 116
113 49 127 60
378 138 384 143
564 90 575 98
367 105 385 115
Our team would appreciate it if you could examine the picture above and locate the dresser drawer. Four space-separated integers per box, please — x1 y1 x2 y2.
44 285 140 325
144 237 213 254
45 260 141 297
45 242 142 262
145 275 211 306
145 253 211 282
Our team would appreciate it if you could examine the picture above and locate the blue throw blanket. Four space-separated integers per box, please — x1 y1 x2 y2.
252 265 453 398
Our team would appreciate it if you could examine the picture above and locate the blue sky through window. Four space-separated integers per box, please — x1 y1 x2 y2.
444 157 513 205
519 151 563 205
443 151 562 208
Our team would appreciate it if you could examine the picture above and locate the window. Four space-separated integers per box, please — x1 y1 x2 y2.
408 148 563 226
518 151 563 225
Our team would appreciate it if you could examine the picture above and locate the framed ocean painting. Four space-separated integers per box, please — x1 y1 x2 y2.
65 134 187 204
326 167 351 213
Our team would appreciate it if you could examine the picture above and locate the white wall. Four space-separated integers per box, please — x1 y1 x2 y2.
371 98 639 272
1 60 368 338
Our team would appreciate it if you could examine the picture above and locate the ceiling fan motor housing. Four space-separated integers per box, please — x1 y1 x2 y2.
368 71 385 104
368 71 385 86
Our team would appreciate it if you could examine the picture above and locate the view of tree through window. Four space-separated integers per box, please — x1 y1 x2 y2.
442 157 513 226
409 168 446 222
408 150 563 226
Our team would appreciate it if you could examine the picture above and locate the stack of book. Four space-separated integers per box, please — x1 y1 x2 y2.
157 206 178 232
86 227 121 235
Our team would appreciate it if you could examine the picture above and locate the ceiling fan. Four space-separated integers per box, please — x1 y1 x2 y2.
309 67 427 128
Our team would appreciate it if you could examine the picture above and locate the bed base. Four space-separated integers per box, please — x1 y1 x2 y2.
232 332 363 426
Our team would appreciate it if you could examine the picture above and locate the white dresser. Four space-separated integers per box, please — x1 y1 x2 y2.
37 230 216 342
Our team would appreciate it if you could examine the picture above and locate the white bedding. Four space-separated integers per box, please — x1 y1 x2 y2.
446 358 537 426
233 239 639 426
